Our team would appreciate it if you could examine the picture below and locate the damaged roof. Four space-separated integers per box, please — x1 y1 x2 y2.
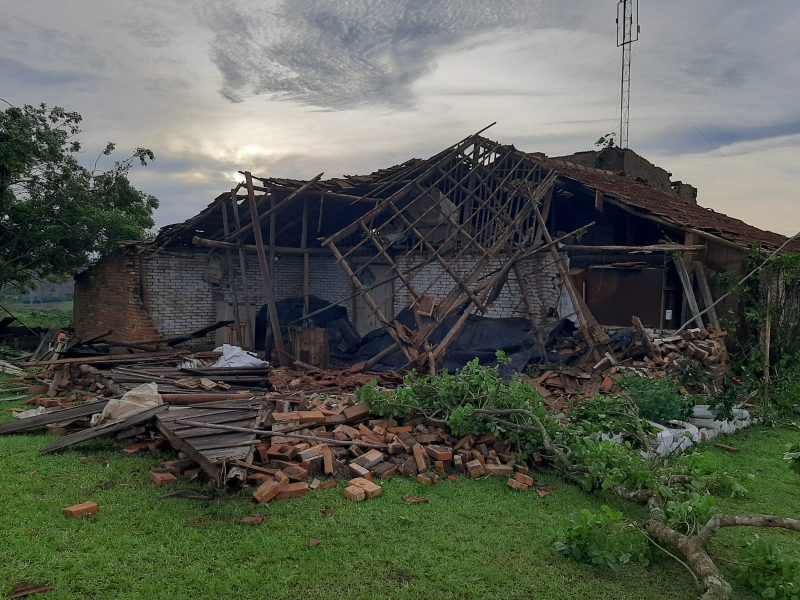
151 133 798 253
526 153 800 252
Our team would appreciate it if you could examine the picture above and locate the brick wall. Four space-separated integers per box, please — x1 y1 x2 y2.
74 247 570 348
393 252 565 323
73 250 159 342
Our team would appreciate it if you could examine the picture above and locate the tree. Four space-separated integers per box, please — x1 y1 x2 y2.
0 101 158 289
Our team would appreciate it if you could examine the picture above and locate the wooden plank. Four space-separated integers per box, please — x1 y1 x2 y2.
244 171 290 366
21 350 184 368
672 256 705 329
187 432 255 450
693 262 721 331
40 405 168 454
156 407 242 424
0 400 109 435
155 416 221 482
563 244 706 253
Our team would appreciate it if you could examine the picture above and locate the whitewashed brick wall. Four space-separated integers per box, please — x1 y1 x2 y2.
393 252 565 323
137 248 568 344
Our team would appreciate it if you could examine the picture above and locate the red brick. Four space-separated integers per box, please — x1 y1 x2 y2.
276 482 309 500
318 479 338 490
343 401 371 421
412 443 428 472
425 445 453 461
514 472 534 487
322 446 335 475
354 449 384 468
149 471 177 486
282 465 310 481
253 477 288 504
507 477 529 491
466 459 485 478
63 501 98 518
484 463 514 477
349 477 382 498
344 485 366 501
349 463 372 479
272 412 300 423
297 410 325 424
416 472 438 485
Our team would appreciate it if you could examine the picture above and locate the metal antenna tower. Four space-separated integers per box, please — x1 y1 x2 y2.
616 0 639 148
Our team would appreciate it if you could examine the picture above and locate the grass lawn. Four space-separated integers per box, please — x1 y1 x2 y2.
6 302 73 330
0 384 798 599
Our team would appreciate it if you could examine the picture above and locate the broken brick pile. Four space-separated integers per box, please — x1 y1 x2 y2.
138 397 539 504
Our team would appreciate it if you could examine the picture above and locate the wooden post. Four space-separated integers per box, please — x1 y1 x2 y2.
672 256 704 330
693 262 720 331
220 198 243 347
764 279 772 400
225 174 323 242
231 194 254 349
244 172 290 366
301 197 310 322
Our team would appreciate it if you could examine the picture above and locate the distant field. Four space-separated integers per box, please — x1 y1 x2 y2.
8 302 73 329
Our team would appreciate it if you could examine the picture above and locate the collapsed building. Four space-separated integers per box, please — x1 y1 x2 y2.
73 131 800 373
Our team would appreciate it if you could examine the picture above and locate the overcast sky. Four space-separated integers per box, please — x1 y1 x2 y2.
2 0 799 235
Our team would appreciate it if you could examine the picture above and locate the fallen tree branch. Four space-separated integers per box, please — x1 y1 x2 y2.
697 514 800 547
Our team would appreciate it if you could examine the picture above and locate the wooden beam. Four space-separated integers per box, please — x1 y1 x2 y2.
220 196 243 347
230 194 254 349
562 243 706 253
693 262 720 331
301 197 310 321
532 192 609 352
594 189 604 212
40 405 168 454
244 171 291 366
325 241 414 362
192 236 336 256
225 173 323 243
672 255 705 330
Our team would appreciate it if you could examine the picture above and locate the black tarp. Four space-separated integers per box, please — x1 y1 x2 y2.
256 297 582 373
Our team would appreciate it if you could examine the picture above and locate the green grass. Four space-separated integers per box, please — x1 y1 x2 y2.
7 302 73 329
0 384 797 599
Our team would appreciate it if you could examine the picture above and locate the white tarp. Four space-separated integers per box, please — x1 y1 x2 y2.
212 344 268 369
90 382 163 427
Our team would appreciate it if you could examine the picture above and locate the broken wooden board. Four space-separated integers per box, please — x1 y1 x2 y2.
0 400 109 436
155 401 264 485
40 405 168 454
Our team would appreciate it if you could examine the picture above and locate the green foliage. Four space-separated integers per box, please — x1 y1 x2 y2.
618 374 694 423
664 493 717 535
732 535 800 599
569 436 658 492
0 102 158 289
784 443 800 475
552 505 650 571
568 394 658 443
362 353 543 431
672 451 753 499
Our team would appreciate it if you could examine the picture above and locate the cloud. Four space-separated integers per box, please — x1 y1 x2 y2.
199 0 574 109
0 58 99 88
